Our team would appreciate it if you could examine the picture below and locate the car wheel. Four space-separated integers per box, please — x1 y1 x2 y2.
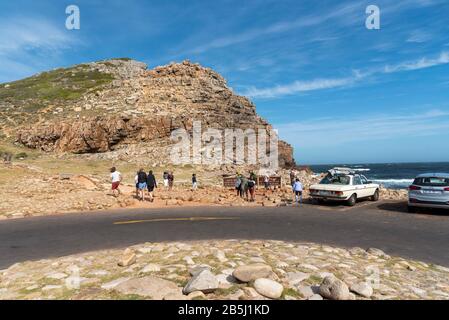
371 190 379 201
347 194 357 206
407 206 417 213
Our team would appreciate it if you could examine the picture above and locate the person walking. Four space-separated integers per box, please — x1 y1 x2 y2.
110 167 122 197
163 171 169 189
292 178 303 206
263 174 270 190
168 171 174 191
235 174 242 196
192 173 198 191
241 175 249 200
134 170 140 198
248 172 256 202
136 168 147 201
146 170 157 202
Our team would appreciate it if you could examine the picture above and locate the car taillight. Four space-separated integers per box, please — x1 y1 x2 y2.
444 187 449 192
334 191 343 196
409 185 421 191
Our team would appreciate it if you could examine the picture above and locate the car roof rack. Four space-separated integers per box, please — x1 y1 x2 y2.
328 167 359 175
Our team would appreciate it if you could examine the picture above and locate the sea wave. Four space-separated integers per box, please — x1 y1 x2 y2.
373 179 414 189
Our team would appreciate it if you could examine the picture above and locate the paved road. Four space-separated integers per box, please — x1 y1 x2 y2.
1 200 449 269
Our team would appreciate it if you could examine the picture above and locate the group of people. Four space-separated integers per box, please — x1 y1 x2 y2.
135 169 158 202
235 171 258 202
109 167 199 201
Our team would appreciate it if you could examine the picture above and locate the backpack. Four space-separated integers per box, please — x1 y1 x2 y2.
138 171 147 183
248 180 255 188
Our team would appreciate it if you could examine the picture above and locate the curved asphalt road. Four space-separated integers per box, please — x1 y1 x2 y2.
1 200 449 269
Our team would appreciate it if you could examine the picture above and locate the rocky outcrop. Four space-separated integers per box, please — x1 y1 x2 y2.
8 59 295 167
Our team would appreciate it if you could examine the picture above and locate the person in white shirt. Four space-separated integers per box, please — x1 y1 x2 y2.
292 178 303 206
110 167 122 197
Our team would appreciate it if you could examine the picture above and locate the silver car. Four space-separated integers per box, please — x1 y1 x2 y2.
408 173 449 212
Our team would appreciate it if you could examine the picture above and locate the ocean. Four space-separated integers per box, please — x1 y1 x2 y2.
308 162 449 189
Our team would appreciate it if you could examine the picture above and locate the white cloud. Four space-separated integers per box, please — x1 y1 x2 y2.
243 76 359 98
406 30 433 43
187 3 361 54
242 52 449 99
0 18 73 55
276 110 449 148
383 52 449 73
0 17 78 82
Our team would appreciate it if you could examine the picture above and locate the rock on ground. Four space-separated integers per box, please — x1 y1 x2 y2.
183 269 219 294
319 276 350 300
233 264 273 282
114 276 182 299
253 278 284 299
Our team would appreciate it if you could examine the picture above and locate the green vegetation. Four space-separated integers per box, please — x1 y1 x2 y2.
282 288 301 299
0 65 114 110
14 152 28 159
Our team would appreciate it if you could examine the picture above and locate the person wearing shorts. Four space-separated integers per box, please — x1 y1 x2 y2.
163 171 169 189
146 170 157 202
110 167 122 197
292 178 303 206
136 169 147 201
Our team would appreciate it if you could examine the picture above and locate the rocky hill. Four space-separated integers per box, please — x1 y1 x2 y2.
0 59 294 167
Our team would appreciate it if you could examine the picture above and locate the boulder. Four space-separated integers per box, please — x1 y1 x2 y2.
118 248 136 267
350 282 373 298
233 264 272 282
285 272 309 287
114 276 182 299
253 278 284 299
183 269 219 294
319 276 350 300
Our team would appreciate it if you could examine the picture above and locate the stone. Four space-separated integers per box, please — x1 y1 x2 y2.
253 278 284 299
141 263 161 273
42 285 63 291
350 282 373 298
233 264 273 283
183 256 195 265
319 276 350 300
214 250 227 262
118 248 136 267
349 247 367 255
183 269 219 294
242 287 268 300
308 294 323 300
45 272 68 280
296 285 315 298
114 276 182 299
189 265 211 276
137 247 153 254
367 248 389 258
216 274 238 288
101 277 131 290
285 272 309 287
187 291 207 300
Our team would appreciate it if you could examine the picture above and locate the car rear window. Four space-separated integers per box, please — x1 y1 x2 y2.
413 177 449 187
320 174 350 185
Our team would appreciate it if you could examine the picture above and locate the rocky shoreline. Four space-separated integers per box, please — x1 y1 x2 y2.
1 240 448 300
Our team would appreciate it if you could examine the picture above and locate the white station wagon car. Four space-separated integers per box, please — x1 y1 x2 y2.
408 173 449 212
309 168 380 206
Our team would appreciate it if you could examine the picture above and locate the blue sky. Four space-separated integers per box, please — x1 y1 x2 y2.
1 0 448 164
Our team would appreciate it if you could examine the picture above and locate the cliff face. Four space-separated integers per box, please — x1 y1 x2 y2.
1 59 295 167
